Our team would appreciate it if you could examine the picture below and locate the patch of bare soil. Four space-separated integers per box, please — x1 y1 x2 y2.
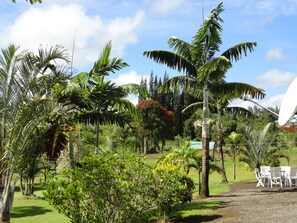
205 181 297 223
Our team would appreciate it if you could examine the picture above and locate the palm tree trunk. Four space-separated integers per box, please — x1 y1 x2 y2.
201 86 210 198
0 186 14 223
68 130 75 168
217 108 228 183
233 157 236 180
95 122 100 156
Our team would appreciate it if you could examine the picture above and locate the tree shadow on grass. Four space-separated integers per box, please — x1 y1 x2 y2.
180 200 223 211
170 200 223 222
171 214 222 223
11 206 53 218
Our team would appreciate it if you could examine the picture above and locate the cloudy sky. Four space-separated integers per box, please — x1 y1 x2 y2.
1 0 297 108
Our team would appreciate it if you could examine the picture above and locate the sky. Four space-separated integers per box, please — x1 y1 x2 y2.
1 0 297 108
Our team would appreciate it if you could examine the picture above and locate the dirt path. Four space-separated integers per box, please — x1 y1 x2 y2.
205 181 297 223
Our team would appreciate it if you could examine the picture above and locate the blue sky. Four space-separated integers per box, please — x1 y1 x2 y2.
1 0 297 108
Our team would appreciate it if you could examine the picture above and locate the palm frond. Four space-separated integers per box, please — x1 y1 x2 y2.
143 50 196 76
221 42 257 62
197 56 231 81
225 106 254 118
121 83 149 98
182 102 203 114
91 41 129 77
168 36 192 60
162 75 198 93
191 2 224 63
209 82 265 99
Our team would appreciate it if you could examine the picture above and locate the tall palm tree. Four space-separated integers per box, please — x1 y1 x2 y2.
0 44 69 222
144 2 260 197
60 42 137 156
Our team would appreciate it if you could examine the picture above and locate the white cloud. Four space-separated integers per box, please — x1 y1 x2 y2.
0 4 145 69
113 70 149 86
151 0 185 14
112 70 150 105
260 94 283 108
266 48 289 60
256 69 296 88
126 94 139 105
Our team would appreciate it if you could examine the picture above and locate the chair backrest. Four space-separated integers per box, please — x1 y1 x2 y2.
290 166 297 176
270 167 282 178
260 166 270 176
281 166 290 176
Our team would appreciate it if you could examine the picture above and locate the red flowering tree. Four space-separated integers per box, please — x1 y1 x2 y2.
137 99 175 153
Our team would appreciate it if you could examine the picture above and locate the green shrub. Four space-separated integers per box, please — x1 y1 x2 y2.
44 153 194 223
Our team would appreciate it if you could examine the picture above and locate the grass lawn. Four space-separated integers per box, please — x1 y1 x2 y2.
11 186 70 223
9 151 259 223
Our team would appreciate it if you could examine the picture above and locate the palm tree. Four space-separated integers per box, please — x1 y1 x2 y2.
225 131 242 180
182 81 264 183
0 44 69 222
60 42 137 156
144 2 259 197
238 123 280 170
160 141 195 173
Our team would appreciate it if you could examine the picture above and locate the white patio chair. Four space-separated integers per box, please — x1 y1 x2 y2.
260 166 270 176
268 167 283 188
285 166 297 187
260 166 270 186
255 168 268 187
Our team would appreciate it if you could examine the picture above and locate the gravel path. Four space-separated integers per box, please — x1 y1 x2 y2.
206 181 297 223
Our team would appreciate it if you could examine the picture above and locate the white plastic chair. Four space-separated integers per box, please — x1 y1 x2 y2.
268 167 283 188
255 168 268 187
285 166 297 187
259 166 270 186
260 166 270 177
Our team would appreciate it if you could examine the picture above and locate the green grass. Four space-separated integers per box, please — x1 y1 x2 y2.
11 186 70 223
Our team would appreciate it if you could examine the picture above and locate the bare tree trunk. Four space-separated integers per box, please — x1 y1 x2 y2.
201 86 210 198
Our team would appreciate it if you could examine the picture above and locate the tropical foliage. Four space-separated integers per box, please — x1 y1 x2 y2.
0 44 69 222
238 123 280 169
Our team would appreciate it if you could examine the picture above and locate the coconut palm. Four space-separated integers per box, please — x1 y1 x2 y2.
144 2 259 197
0 44 69 222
